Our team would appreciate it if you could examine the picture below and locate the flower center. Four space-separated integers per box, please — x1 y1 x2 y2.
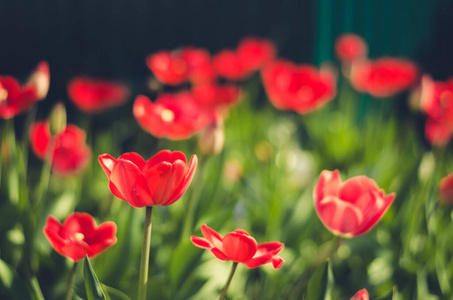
0 88 8 105
160 109 175 122
74 232 85 241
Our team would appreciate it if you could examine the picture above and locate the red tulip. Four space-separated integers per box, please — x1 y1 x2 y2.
146 47 213 85
313 170 395 238
67 77 130 112
44 212 117 262
425 118 451 146
133 92 213 140
191 224 284 269
179 47 216 84
0 61 49 119
415 75 453 145
350 57 418 97
213 49 250 81
439 173 453 204
237 37 277 74
350 289 369 300
98 150 197 208
192 83 241 115
30 121 91 176
146 51 189 85
335 34 368 64
262 60 336 114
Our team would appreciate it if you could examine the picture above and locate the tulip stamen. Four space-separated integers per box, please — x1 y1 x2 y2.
160 109 175 122
74 233 85 241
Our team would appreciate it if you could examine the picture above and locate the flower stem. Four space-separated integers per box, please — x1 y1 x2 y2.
65 262 78 300
138 206 153 300
219 262 238 300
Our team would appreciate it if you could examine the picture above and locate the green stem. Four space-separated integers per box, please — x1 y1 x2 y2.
138 206 153 300
219 262 238 300
65 262 78 300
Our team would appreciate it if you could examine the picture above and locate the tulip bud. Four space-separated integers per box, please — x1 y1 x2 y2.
439 173 453 204
198 119 225 155
49 102 67 135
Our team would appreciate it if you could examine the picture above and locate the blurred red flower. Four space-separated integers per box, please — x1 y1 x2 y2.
146 47 214 85
350 289 369 300
313 170 395 238
0 61 49 119
425 119 451 146
67 77 130 112
439 173 453 204
262 60 336 114
213 50 250 80
133 92 213 140
191 224 284 269
192 83 241 115
44 212 117 262
350 57 418 97
213 37 276 81
237 37 276 74
99 150 197 208
180 47 216 84
335 33 368 64
30 121 91 176
418 75 453 145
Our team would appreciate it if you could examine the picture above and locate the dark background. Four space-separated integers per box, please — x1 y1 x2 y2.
1 0 453 115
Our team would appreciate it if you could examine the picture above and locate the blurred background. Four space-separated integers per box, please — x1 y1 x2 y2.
1 0 453 110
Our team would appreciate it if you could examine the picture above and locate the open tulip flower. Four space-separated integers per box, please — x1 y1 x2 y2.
133 92 214 140
0 61 49 119
44 212 117 262
191 224 284 269
350 289 369 300
146 46 213 85
99 150 197 208
350 57 418 98
29 121 91 176
67 76 130 112
314 170 395 238
236 37 276 74
262 60 336 114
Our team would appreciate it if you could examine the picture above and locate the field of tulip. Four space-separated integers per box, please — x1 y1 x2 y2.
1 32 453 300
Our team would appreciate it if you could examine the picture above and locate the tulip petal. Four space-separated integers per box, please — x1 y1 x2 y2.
350 289 369 300
144 150 187 171
117 152 146 170
222 232 257 262
98 154 117 177
166 155 198 206
210 248 229 261
313 169 341 202
190 236 213 249
201 224 224 250
353 192 395 236
109 160 152 207
29 121 52 159
315 195 363 237
339 176 379 208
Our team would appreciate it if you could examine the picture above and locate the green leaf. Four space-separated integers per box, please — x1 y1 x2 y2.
0 257 14 288
83 256 106 300
304 260 332 300
169 240 202 289
101 284 131 300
